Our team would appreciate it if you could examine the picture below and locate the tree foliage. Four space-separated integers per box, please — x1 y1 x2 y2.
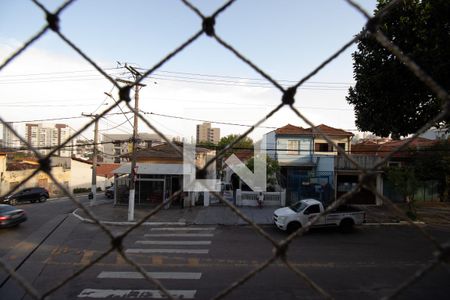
218 134 254 151
347 0 450 138
246 155 280 187
412 139 450 201
196 140 217 149
385 166 419 218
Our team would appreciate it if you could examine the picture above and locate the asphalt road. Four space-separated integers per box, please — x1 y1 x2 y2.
0 194 91 257
1 211 449 300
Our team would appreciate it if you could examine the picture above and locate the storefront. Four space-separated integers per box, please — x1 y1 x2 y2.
113 163 184 206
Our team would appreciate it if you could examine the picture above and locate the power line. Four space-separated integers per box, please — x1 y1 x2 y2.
140 110 278 129
0 67 353 85
0 67 120 78
1 140 445 154
137 68 354 85
0 103 98 107
0 68 353 90
6 111 132 124
99 118 133 133
142 96 353 111
141 109 357 131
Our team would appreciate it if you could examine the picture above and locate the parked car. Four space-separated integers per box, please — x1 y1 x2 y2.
1 187 49 205
105 186 114 199
0 204 27 228
273 199 365 233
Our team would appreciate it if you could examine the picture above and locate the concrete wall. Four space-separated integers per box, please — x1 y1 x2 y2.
276 136 313 165
70 159 110 191
236 189 286 207
316 156 334 173
0 167 70 197
265 131 276 160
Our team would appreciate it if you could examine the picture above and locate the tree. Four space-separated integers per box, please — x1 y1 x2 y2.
347 0 450 138
245 155 280 188
196 140 217 149
218 134 254 152
412 139 450 201
385 166 419 219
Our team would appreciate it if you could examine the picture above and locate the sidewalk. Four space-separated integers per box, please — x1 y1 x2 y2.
72 197 450 226
356 202 450 225
72 200 276 226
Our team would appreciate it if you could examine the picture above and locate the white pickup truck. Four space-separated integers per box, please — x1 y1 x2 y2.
273 199 365 233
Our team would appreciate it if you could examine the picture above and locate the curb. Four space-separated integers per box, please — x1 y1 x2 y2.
71 208 186 226
363 221 426 226
72 208 427 227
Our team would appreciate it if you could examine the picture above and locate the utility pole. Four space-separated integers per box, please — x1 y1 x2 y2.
117 64 146 221
82 113 99 205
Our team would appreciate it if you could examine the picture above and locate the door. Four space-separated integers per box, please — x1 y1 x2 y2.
18 188 32 202
303 204 324 225
138 179 165 205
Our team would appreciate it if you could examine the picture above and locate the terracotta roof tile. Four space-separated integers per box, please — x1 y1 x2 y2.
275 123 353 137
352 137 436 158
275 124 309 135
308 124 354 137
96 163 120 178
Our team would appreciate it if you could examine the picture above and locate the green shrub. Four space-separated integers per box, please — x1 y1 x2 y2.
73 188 90 194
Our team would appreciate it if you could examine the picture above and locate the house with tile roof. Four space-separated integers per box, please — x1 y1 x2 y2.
344 137 440 204
113 142 216 207
264 124 354 205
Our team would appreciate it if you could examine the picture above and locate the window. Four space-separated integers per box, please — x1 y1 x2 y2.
287 140 299 155
388 161 401 167
315 143 331 152
304 204 320 214
337 143 346 151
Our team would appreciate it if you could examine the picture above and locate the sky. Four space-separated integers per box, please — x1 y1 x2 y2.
0 0 378 145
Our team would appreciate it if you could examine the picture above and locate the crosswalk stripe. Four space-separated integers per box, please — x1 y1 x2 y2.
144 233 214 237
150 227 216 231
78 289 196 299
98 271 201 280
136 240 211 245
126 248 209 254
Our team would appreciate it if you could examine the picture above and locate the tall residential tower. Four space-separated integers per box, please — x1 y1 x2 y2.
196 122 220 144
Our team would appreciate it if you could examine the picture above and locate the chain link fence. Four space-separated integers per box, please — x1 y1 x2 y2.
0 0 449 299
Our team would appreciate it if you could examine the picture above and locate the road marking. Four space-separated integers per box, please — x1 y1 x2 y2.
144 233 214 237
136 240 211 245
80 250 95 265
126 248 209 254
150 227 216 231
78 289 196 299
98 271 201 280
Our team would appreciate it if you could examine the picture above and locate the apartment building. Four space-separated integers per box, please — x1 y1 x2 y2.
2 122 22 149
102 133 163 163
25 123 74 157
196 122 220 144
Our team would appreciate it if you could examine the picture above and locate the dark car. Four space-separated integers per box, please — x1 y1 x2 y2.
0 204 27 228
105 186 114 199
2 187 49 205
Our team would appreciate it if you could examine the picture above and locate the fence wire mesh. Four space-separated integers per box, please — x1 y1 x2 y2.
0 0 449 299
